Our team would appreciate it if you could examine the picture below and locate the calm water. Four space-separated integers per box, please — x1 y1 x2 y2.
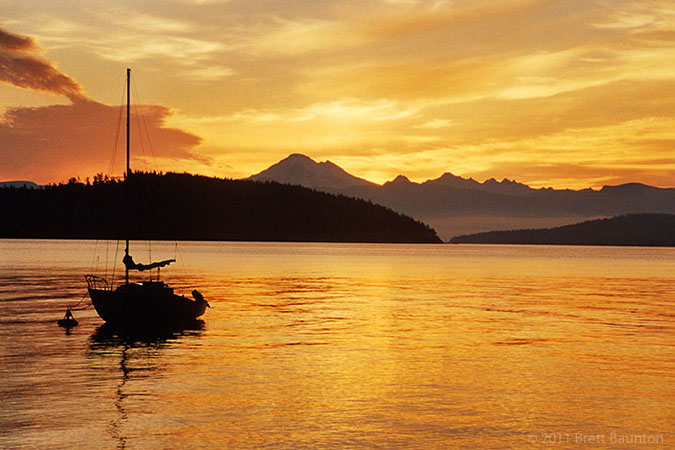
0 240 673 449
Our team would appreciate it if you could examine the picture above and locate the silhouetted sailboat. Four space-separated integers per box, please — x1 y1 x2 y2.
86 68 208 326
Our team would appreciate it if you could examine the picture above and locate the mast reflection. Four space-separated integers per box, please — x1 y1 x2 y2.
88 321 205 449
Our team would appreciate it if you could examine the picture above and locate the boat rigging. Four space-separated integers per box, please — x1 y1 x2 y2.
85 68 209 326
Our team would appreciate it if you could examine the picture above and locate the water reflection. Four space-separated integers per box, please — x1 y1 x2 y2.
88 321 205 449
2 241 673 449
59 323 77 335
90 320 205 347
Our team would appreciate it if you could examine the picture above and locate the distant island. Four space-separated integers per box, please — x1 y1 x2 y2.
450 214 675 247
0 171 441 243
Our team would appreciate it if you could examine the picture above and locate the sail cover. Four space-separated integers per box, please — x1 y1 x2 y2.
123 254 175 272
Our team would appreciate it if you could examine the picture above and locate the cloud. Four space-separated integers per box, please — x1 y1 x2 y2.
0 101 203 183
416 118 453 129
16 10 234 84
237 17 368 57
290 98 420 123
592 0 675 33
0 27 35 50
166 97 421 160
0 27 205 183
0 27 85 101
183 97 419 127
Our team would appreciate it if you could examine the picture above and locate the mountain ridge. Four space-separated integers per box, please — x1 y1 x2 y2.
7 155 674 241
246 154 675 240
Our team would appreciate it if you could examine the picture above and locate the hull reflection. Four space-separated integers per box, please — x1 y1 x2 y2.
90 319 205 346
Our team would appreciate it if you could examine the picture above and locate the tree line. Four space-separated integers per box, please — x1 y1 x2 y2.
1 171 442 243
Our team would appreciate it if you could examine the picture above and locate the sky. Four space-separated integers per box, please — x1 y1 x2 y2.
0 0 673 188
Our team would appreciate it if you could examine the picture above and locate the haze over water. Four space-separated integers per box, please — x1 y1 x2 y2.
1 240 673 449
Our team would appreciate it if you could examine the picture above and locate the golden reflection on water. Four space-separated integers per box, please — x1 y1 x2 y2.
0 240 673 449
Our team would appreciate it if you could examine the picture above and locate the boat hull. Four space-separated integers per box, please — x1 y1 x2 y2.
89 286 207 326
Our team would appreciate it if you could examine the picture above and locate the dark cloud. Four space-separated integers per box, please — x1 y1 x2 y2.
0 27 85 101
0 27 36 51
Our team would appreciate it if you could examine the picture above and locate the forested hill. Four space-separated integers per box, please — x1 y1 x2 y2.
450 214 675 247
0 172 441 243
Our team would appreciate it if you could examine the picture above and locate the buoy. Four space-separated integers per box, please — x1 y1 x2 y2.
58 308 79 327
58 318 78 327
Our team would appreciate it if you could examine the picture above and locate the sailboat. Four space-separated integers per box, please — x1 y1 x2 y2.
85 68 208 326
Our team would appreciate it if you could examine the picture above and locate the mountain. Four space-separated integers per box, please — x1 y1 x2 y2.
247 154 675 241
248 153 375 190
0 172 441 243
449 214 675 246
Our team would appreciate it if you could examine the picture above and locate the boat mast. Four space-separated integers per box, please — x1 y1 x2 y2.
125 67 130 285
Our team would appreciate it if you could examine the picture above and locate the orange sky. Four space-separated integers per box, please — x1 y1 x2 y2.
1 0 673 188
